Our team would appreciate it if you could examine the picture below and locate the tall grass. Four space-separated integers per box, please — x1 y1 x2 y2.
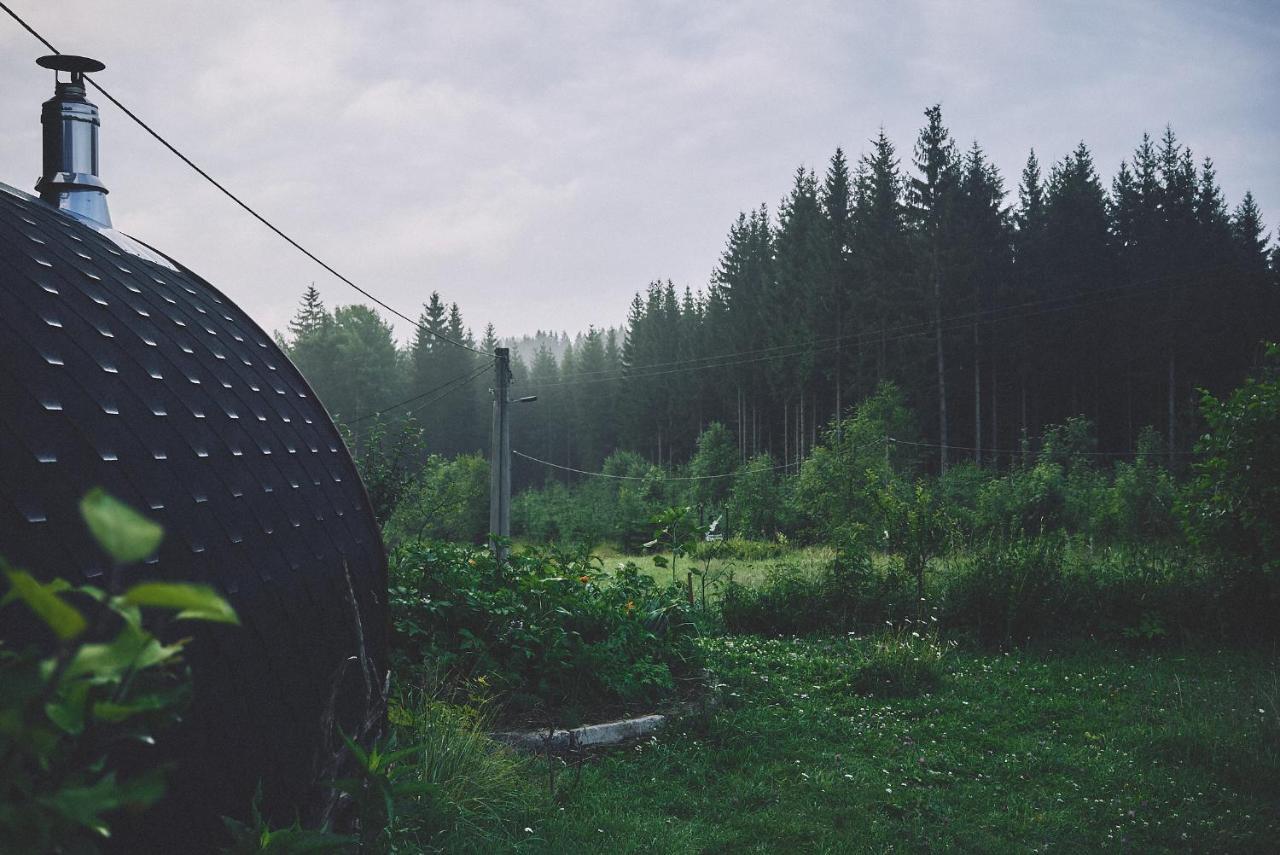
387 685 536 852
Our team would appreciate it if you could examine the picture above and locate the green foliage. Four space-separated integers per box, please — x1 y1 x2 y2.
975 461 1067 538
872 478 952 604
384 453 490 547
0 493 237 852
1 567 87 641
221 788 354 853
943 535 1072 647
330 731 429 851
1040 416 1098 472
721 538 914 637
511 451 672 551
934 462 993 534
791 382 917 541
348 418 426 527
79 487 164 565
382 687 535 852
121 582 240 624
1105 427 1178 541
727 454 791 539
644 505 701 587
1185 344 1280 572
688 422 738 509
388 542 701 724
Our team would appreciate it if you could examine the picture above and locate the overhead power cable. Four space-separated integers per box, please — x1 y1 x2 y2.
344 363 489 426
0 1 485 357
513 436 890 481
512 449 796 480
525 266 1224 391
885 436 1202 458
522 258 1245 389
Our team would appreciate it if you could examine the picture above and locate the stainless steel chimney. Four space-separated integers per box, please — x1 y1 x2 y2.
35 54 111 227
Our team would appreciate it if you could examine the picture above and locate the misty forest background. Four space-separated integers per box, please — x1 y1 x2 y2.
278 106 1279 510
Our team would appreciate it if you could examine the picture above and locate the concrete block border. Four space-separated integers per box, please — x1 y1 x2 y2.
491 672 723 753
491 713 668 753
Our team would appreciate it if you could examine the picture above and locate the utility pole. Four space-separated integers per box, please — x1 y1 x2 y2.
489 347 512 561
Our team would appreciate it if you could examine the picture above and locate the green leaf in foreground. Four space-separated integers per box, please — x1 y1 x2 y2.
121 582 239 624
2 565 87 641
80 488 164 565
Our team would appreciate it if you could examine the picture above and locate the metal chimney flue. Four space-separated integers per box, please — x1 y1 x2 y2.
35 54 111 227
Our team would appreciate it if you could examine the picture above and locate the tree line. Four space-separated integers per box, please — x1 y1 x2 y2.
280 105 1279 488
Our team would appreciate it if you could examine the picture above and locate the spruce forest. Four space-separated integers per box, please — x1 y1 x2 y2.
283 106 1278 487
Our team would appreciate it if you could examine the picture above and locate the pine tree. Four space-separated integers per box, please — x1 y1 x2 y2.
288 284 328 340
1013 150 1048 438
772 166 827 465
955 142 1010 464
821 148 855 431
1043 142 1113 435
1233 191 1269 275
853 129 908 390
908 105 961 471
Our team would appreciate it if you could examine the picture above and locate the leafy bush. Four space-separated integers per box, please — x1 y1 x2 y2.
512 451 673 551
1184 344 1280 573
935 462 993 534
716 536 787 562
1108 428 1179 542
727 454 792 539
720 563 829 637
688 422 738 510
347 417 426 527
385 453 490 547
791 382 919 542
943 534 1279 647
975 461 1067 538
388 541 701 724
943 535 1073 646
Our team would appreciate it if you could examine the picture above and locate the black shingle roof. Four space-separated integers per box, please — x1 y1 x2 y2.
0 181 387 841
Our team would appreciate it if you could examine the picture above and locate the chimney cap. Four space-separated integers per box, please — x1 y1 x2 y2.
36 54 105 74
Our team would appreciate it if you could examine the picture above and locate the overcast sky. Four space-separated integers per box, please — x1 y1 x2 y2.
1 1 1276 344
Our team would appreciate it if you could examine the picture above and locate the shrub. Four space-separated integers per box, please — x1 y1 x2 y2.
720 563 829 637
936 462 993 535
1184 344 1280 573
976 461 1067 538
943 535 1073 646
385 453 489 547
791 382 919 542
717 536 786 562
347 417 426 527
388 541 701 724
727 454 791 539
1108 428 1179 542
689 422 738 510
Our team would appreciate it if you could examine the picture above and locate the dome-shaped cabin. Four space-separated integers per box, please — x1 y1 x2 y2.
0 56 386 844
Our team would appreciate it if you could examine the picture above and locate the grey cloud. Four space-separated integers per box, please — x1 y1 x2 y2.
0 0 1275 342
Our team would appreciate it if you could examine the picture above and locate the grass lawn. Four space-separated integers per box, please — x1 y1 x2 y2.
594 543 838 593
499 638 1278 853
